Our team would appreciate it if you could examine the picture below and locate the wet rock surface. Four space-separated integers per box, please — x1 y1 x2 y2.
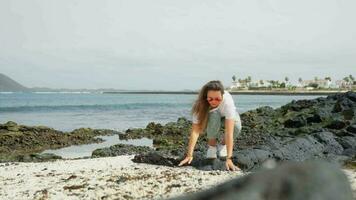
1 93 356 200
0 121 119 162
119 92 356 171
92 144 152 158
170 161 354 200
2 92 355 170
132 151 180 167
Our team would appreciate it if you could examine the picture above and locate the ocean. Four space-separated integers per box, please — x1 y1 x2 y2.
0 92 323 132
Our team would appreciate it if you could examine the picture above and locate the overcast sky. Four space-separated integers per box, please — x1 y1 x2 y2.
0 0 355 90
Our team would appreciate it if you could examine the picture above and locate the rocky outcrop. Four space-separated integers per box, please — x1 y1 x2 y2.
132 152 180 167
92 144 152 158
0 121 119 162
124 92 356 171
2 91 355 170
170 161 354 200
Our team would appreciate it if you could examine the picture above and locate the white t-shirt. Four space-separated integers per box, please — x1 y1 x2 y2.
192 90 239 124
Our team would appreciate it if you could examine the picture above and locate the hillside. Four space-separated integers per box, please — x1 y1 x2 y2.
0 73 29 92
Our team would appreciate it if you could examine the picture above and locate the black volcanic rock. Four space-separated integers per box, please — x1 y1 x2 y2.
125 92 356 171
284 115 307 128
170 161 354 200
132 151 180 167
346 124 356 133
326 120 348 130
92 144 152 158
0 121 119 162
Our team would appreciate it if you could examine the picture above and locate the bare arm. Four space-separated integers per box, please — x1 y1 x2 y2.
224 119 235 158
224 118 240 171
178 123 201 166
186 123 201 157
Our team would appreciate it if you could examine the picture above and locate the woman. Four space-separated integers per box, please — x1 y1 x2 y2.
178 80 242 171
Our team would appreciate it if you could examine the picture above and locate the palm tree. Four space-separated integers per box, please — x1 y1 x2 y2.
232 75 236 82
267 80 273 88
259 80 264 85
344 76 353 89
314 76 319 82
298 78 303 87
285 77 289 83
350 75 356 85
325 77 331 81
343 77 350 83
247 76 252 83
269 80 278 88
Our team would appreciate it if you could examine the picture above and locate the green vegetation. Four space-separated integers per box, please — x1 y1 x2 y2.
230 74 356 92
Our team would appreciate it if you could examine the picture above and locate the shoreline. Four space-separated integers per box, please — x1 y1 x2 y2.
0 155 244 200
1 90 352 96
0 156 355 199
103 90 352 96
1 92 356 199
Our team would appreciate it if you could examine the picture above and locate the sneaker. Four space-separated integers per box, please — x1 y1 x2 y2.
206 145 217 159
217 144 227 158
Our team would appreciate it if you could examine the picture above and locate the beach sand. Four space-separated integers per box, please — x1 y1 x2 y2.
0 155 243 200
0 156 355 200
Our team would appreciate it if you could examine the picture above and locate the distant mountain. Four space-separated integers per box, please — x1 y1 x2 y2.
0 73 196 93
0 73 29 92
29 87 129 93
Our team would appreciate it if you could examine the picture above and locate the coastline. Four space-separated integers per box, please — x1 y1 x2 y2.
103 90 352 96
1 90 352 96
0 155 244 200
0 155 355 199
1 92 356 199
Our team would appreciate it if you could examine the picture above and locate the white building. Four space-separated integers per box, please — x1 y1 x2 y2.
230 79 271 89
335 80 352 89
301 79 332 88
230 81 239 89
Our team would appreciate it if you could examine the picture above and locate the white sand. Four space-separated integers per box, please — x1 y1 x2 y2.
0 156 243 200
0 156 355 200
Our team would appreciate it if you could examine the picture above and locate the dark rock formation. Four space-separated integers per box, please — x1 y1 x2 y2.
2 91 356 170
347 124 356 133
92 144 152 158
170 161 354 200
0 121 119 162
16 153 62 162
132 152 180 167
122 92 356 171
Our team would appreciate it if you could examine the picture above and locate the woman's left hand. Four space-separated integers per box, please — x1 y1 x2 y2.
225 159 241 171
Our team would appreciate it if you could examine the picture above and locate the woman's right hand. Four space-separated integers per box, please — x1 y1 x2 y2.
178 156 193 166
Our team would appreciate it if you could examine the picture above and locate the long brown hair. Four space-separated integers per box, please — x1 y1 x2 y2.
192 80 225 132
